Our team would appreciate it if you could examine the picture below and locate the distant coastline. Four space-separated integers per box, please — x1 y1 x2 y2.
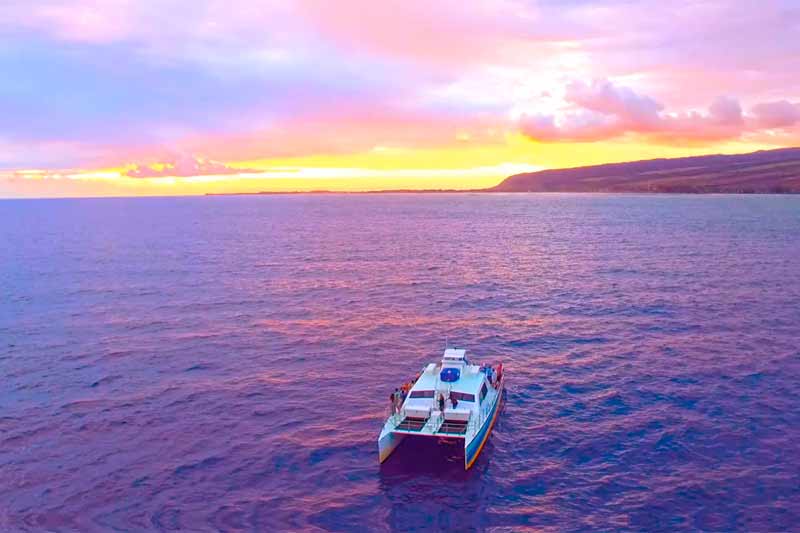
487 147 800 194
208 188 799 196
206 189 473 196
208 147 800 196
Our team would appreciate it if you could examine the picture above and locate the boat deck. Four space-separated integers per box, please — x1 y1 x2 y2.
396 416 428 431
378 349 504 469
391 414 470 438
438 420 468 435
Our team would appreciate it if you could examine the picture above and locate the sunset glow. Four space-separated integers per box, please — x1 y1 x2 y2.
1 1 798 197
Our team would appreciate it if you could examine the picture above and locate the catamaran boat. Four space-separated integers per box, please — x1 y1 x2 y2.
378 348 504 470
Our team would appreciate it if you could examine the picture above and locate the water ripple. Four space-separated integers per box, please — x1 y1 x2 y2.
1 194 799 531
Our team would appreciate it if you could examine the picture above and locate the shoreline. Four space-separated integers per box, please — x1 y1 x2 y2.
204 189 800 196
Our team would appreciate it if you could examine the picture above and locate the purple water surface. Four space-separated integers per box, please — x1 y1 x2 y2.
2 194 799 532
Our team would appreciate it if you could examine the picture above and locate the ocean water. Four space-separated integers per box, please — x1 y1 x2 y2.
1 193 799 532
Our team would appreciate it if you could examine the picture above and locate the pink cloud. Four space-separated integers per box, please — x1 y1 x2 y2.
287 0 536 70
2 0 534 70
565 80 663 124
1 0 798 176
751 100 800 129
520 79 799 145
170 99 506 163
708 96 744 126
519 111 621 143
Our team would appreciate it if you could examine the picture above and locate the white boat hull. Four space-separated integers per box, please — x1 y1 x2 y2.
464 376 503 469
378 428 406 463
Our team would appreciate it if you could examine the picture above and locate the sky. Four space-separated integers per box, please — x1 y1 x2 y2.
1 0 799 197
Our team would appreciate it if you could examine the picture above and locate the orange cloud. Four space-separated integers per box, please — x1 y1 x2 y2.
124 155 260 178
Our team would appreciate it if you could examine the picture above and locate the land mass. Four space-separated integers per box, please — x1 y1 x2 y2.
208 147 800 196
490 147 800 193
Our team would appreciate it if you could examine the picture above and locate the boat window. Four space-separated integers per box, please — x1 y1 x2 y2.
410 390 435 398
451 391 475 402
479 383 488 403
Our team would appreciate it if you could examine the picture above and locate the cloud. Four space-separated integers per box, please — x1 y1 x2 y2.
124 155 258 178
519 110 620 143
708 96 744 126
1 0 799 173
751 100 800 129
0 0 537 70
565 79 663 124
519 79 665 141
520 79 798 145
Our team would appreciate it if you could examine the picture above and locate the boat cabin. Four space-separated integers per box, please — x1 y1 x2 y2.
399 348 499 434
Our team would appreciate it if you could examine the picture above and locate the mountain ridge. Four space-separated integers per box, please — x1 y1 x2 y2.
490 147 800 193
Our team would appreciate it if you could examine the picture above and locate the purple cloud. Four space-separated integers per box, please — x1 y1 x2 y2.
751 100 800 129
708 96 744 127
565 80 663 124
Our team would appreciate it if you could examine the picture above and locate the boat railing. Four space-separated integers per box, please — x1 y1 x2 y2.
438 420 468 435
384 369 503 432
430 410 441 430
466 383 502 436
384 405 403 426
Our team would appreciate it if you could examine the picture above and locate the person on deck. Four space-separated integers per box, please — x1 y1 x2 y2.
394 389 405 413
438 393 445 412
